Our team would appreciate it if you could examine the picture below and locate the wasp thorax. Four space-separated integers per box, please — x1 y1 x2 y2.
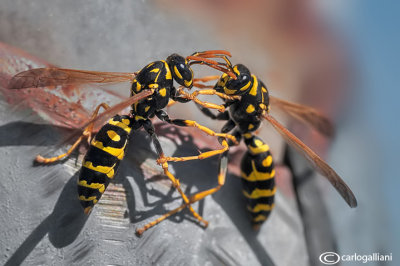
166 54 194 88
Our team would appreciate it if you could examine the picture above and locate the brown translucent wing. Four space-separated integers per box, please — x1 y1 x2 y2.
54 89 154 151
40 89 153 161
81 89 153 129
263 113 357 208
270 96 335 138
8 68 137 89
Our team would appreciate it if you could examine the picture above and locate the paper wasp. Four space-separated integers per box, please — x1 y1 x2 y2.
172 61 358 230
8 50 240 235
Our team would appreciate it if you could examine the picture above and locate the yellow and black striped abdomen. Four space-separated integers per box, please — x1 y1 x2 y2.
240 135 275 229
78 115 134 214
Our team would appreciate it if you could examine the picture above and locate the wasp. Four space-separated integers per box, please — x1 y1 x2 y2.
8 50 240 235
166 61 358 230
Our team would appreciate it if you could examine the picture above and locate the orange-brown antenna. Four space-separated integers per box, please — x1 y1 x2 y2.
187 50 236 79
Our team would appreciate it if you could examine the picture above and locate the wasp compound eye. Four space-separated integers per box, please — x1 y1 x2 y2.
167 54 193 88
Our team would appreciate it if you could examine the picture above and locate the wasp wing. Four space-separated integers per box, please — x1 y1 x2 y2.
41 89 154 160
263 113 357 208
79 89 153 130
8 68 137 90
270 96 334 138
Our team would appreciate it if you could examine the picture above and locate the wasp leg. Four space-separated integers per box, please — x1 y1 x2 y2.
156 110 237 144
167 98 190 107
228 129 242 146
168 86 192 108
141 119 209 229
220 120 243 147
35 103 110 163
167 99 177 107
176 88 239 112
154 110 236 164
175 88 226 112
136 142 229 235
196 104 230 121
192 89 240 101
181 88 239 102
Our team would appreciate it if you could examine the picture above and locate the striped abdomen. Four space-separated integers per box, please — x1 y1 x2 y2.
240 135 276 230
78 115 134 214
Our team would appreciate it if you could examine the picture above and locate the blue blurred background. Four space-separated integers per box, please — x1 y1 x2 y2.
329 0 400 260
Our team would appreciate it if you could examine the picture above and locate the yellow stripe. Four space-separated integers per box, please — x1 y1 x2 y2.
159 88 166 97
150 68 160 73
122 118 130 125
249 75 258 96
259 103 267 110
184 79 192 88
174 65 183 79
248 124 254 130
246 104 255 113
217 74 228 87
135 81 141 92
78 180 106 193
154 64 162 82
248 142 270 154
107 130 121 142
83 161 116 178
247 203 275 213
253 214 268 223
144 106 150 112
90 139 126 160
148 83 159 89
262 155 273 167
243 133 252 139
241 161 275 181
261 89 264 106
242 187 276 199
224 87 237 95
135 115 145 121
108 119 132 133
233 65 241 76
79 195 98 203
164 61 172 80
240 80 252 91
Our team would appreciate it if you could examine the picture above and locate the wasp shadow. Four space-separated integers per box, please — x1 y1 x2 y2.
122 123 276 266
1 120 275 265
0 121 95 265
121 124 204 225
283 145 338 265
5 172 88 266
0 121 74 147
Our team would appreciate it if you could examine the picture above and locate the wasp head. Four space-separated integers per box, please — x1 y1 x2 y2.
215 64 252 96
167 54 194 89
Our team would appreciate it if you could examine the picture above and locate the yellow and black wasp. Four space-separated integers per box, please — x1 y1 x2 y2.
171 61 358 230
8 50 239 235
